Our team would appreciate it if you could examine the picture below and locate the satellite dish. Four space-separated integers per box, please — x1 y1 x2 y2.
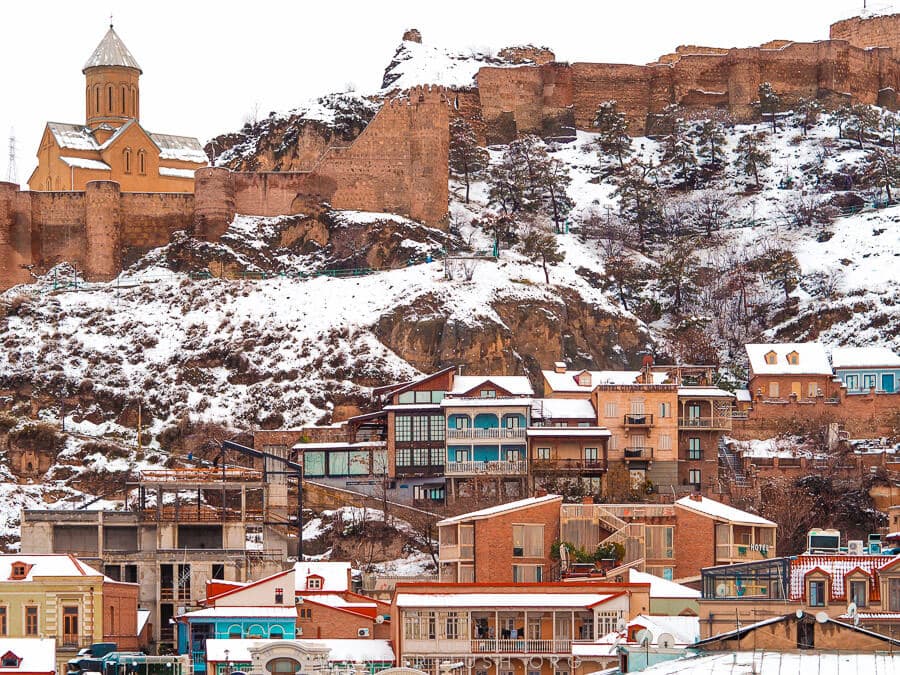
635 629 652 647
795 609 804 619
658 633 676 649
715 583 728 598
816 611 829 624
375 615 385 624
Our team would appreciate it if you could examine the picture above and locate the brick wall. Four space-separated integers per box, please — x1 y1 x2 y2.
120 192 194 264
103 579 141 649
298 600 376 639
673 504 717 578
831 13 900 54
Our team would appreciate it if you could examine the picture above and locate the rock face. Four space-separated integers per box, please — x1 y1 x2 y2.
402 28 422 44
374 288 649 392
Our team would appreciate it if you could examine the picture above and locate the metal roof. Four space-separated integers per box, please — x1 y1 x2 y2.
83 26 142 73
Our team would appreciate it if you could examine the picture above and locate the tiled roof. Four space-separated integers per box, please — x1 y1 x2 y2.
789 555 895 601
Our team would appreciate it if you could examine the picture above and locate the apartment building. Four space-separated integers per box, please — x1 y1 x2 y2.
391 580 651 675
745 342 837 400
0 555 139 670
438 495 562 583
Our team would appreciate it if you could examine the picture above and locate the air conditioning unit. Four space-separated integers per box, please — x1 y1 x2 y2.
358 628 370 637
296 626 303 636
848 540 864 555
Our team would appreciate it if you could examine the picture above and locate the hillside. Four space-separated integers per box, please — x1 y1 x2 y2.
2 32 900 547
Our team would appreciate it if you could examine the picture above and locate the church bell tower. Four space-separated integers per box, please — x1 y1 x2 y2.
83 24 142 129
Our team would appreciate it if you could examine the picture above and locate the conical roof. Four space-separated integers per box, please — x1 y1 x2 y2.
83 25 142 73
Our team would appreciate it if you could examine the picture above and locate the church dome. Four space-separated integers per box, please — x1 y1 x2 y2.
83 25 142 73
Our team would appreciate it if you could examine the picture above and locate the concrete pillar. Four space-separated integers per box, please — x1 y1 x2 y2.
193 167 235 242
84 180 121 281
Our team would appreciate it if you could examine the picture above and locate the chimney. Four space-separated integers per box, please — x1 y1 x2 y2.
554 361 567 374
582 496 594 505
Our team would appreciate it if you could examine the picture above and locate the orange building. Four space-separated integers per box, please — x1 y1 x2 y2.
28 25 207 193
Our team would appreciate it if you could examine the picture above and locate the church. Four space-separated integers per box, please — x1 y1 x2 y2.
28 25 208 193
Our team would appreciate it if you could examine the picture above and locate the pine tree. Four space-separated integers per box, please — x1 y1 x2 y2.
658 235 701 313
614 159 663 251
592 101 632 169
866 146 900 203
795 97 822 136
449 117 489 203
750 247 800 302
481 213 516 252
519 225 565 284
756 82 781 132
541 158 575 231
735 132 771 188
845 104 882 150
695 119 727 168
664 119 698 188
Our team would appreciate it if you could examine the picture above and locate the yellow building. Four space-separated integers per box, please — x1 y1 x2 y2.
28 25 207 192
0 555 140 671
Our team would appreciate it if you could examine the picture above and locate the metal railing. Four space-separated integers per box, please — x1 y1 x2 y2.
678 416 733 430
445 460 526 475
623 447 654 460
623 414 654 427
716 543 774 562
471 638 572 654
446 428 526 440
531 458 606 472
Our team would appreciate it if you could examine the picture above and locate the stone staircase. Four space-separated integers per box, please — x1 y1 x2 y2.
718 437 750 489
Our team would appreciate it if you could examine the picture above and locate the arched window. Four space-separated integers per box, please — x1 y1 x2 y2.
138 150 145 175
109 605 115 628
46 177 52 191
121 86 127 113
269 625 284 639
474 413 499 429
124 148 132 174
265 658 301 674
108 85 113 112
95 86 100 113
227 625 242 639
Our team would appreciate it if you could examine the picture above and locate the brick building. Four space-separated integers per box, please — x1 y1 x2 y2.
28 25 207 193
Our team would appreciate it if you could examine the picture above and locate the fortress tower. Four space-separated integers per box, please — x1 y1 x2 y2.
83 24 142 132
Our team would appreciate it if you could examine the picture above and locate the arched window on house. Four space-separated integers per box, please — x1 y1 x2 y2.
138 150 146 175
124 148 132 174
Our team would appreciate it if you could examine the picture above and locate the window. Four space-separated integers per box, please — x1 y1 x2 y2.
265 658 302 674
398 392 414 404
512 524 543 557
212 564 225 580
430 415 444 440
443 611 463 639
95 87 100 113
512 564 542 582
889 578 900 612
849 580 868 607
414 390 431 403
108 86 113 111
121 86 127 113
395 416 412 441
659 402 671 418
307 577 322 590
396 448 411 466
808 382 819 397
412 447 430 465
864 374 876 390
24 606 38 636
412 416 429 441
797 621 814 650
124 148 132 174
658 433 671 451
689 469 701 486
63 606 79 645
764 351 777 365
1 653 20 668
845 375 858 390
584 447 599 462
786 351 799 365
480 389 497 398
274 587 284 604
298 608 312 620
688 437 701 460
0 607 6 635
9 563 28 580
504 447 520 462
596 611 623 636
608 434 618 450
603 402 617 418
138 151 145 174
768 382 780 397
808 580 826 607
536 447 550 460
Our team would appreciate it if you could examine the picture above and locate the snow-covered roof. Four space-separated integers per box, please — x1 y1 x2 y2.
294 561 351 592
83 26 142 72
532 397 597 419
674 496 775 526
178 606 299 619
60 156 111 171
735 389 752 402
137 609 151 634
526 427 611 438
634 651 900 674
449 375 534 396
302 593 376 611
789 555 895 600
0 554 105 581
204 639 394 663
437 494 561 526
158 167 196 179
0 638 57 673
441 397 532 408
745 342 833 376
628 569 700 599
542 369 669 393
627 613 700 645
48 122 100 151
396 592 615 608
831 346 900 369
677 387 734 398
150 133 209 163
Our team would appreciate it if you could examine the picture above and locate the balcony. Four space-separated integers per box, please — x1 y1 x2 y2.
678 416 733 431
395 464 444 477
447 428 526 440
438 543 474 561
623 447 654 461
623 413 654 427
532 458 607 473
471 638 572 654
445 460 526 476
716 543 774 562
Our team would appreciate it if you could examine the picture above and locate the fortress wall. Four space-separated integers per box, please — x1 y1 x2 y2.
477 65 547 141
831 13 900 54
120 192 195 264
28 191 88 273
231 172 309 217
571 63 654 134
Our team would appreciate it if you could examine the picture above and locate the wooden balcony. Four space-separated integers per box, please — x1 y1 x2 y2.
447 428 526 440
439 543 474 561
445 460 526 476
623 413 654 427
471 638 572 654
531 458 607 473
623 447 654 461
716 543 774 563
678 416 733 431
